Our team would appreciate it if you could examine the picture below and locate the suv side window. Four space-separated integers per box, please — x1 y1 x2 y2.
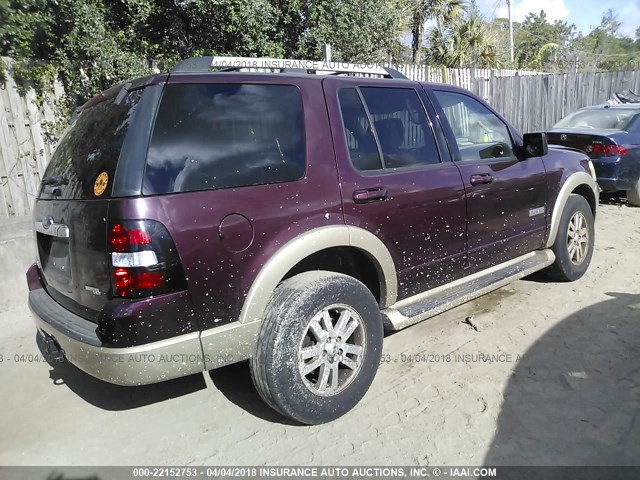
337 87 441 172
144 83 305 194
361 87 440 169
337 88 384 171
433 90 514 162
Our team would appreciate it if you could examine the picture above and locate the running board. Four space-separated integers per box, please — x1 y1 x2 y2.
381 250 555 331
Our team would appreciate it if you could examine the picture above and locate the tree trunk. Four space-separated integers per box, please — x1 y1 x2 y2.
411 11 425 64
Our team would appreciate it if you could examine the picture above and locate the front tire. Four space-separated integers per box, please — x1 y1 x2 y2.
626 178 640 207
250 271 383 425
546 194 595 282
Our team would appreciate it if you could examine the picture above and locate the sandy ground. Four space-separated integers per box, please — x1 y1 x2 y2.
0 199 638 467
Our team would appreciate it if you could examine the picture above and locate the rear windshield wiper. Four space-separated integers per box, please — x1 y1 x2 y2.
42 175 69 187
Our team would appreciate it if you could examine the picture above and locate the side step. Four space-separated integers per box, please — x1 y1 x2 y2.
381 250 555 331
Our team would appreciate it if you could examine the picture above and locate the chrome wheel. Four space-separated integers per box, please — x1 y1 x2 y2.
298 304 366 397
567 212 589 265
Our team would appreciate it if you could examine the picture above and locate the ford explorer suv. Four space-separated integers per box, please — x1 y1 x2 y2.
27 56 599 424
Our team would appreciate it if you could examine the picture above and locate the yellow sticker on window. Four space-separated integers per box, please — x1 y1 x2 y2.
94 172 109 196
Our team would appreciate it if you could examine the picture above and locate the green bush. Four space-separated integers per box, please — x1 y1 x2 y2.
0 0 409 108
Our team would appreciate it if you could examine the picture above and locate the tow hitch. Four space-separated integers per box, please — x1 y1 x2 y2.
41 333 65 364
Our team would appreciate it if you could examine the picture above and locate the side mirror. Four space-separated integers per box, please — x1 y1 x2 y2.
521 132 549 158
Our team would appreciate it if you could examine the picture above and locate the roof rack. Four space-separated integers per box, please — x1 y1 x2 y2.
171 56 408 79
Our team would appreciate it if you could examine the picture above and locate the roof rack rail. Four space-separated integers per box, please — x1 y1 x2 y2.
171 56 408 79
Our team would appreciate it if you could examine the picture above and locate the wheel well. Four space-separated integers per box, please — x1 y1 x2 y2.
282 247 383 306
572 184 597 217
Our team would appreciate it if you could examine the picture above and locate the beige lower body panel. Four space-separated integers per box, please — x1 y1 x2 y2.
32 310 261 386
32 250 556 385
34 312 205 386
200 320 262 370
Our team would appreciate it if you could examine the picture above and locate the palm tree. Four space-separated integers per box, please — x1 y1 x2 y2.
531 42 559 70
410 0 467 63
426 12 502 68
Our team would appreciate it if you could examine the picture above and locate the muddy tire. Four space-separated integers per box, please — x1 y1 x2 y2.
626 179 640 207
546 194 595 282
250 271 383 425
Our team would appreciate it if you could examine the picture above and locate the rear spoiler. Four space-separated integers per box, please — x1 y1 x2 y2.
69 74 168 124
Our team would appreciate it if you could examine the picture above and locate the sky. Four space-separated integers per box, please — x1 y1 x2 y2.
477 0 640 37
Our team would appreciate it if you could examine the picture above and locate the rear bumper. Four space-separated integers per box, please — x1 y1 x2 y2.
26 263 260 385
593 156 639 192
596 176 635 192
29 287 205 385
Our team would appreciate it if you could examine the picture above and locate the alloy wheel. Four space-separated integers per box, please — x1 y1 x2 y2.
567 211 589 265
297 304 366 397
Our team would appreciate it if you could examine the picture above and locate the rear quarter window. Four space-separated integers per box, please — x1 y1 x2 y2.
143 83 305 194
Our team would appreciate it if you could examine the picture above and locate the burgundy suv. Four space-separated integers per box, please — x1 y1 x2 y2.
27 57 598 424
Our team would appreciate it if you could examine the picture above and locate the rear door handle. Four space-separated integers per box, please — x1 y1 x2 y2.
353 187 388 204
34 218 70 238
470 174 494 186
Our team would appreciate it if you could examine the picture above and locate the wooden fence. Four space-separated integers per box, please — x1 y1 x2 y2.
475 70 640 133
391 64 543 90
1 56 640 217
0 59 63 217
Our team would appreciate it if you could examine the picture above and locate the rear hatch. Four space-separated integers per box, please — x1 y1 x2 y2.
34 85 144 321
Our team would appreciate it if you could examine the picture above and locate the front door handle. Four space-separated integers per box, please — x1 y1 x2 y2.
353 187 388 204
470 174 494 186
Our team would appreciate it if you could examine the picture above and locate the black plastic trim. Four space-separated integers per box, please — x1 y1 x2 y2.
112 83 165 197
29 288 101 346
383 67 409 80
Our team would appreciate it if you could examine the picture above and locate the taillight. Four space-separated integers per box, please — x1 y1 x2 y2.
108 221 185 298
585 144 628 156
109 223 152 252
113 268 165 297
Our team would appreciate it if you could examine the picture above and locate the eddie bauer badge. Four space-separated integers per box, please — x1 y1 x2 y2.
94 172 109 196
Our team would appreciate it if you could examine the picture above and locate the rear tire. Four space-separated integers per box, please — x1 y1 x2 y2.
250 271 383 425
626 179 640 207
546 194 595 282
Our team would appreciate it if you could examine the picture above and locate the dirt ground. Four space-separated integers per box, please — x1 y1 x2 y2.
0 198 638 467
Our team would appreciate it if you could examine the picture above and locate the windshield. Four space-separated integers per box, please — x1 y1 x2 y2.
553 109 638 130
39 86 143 199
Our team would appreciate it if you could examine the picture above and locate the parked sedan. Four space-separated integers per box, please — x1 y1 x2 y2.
548 105 640 206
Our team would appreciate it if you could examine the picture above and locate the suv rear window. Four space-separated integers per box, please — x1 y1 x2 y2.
143 83 305 194
39 86 143 199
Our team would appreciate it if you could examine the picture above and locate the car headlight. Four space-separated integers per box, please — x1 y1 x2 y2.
588 160 597 181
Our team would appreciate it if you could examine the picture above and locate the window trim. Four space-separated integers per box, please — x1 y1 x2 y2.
113 84 164 197
336 86 444 176
356 160 458 177
356 87 388 170
336 87 385 173
417 88 453 164
141 82 307 196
